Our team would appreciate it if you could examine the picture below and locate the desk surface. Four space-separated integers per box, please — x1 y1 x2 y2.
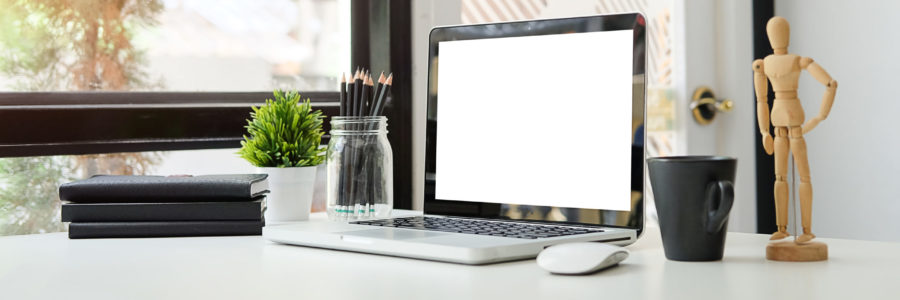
2 212 898 300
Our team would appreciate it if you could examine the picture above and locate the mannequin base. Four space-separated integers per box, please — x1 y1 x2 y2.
766 241 828 262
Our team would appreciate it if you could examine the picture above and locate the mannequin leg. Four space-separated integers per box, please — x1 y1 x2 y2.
790 127 816 243
771 127 790 240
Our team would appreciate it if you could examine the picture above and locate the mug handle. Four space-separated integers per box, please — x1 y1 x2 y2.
705 180 734 234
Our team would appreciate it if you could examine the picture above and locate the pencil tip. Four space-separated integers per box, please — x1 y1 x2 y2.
378 72 385 82
341 73 346 82
386 74 393 85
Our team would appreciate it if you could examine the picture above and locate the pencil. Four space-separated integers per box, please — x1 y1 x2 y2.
354 69 364 117
365 73 375 116
351 68 366 215
339 73 347 116
357 72 372 215
372 72 385 114
367 73 373 115
371 73 392 116
360 72 370 116
347 70 356 117
342 69 360 214
369 74 376 111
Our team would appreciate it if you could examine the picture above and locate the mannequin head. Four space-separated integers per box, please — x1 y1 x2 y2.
767 16 790 54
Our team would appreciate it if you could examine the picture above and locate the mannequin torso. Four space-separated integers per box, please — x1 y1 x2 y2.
765 54 806 127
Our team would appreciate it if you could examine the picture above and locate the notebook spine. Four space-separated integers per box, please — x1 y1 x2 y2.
67 220 264 239
61 201 263 222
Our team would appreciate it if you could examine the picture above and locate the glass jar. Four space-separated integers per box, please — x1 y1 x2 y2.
326 116 393 220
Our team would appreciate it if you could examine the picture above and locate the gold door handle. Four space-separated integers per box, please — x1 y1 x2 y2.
691 87 733 125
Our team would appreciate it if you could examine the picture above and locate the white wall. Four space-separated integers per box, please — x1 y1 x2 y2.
777 0 900 242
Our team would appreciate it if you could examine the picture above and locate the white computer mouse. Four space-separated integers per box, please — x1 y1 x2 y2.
536 242 629 275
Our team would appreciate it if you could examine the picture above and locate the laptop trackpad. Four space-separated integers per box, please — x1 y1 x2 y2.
340 228 448 240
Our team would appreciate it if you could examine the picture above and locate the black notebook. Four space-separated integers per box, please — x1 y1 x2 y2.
59 174 269 203
61 198 264 222
67 220 264 239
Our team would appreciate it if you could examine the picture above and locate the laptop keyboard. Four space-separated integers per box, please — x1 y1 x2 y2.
350 216 603 239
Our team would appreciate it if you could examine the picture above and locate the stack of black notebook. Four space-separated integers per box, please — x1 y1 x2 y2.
59 174 269 239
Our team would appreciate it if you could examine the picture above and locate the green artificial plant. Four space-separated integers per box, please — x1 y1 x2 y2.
239 90 326 168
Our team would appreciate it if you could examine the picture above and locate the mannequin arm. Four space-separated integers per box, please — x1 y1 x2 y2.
800 57 837 134
753 59 774 155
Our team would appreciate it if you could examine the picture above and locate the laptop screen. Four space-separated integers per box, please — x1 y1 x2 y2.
425 14 645 230
435 30 633 211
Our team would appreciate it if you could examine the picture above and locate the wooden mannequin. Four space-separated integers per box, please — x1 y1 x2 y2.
753 17 836 261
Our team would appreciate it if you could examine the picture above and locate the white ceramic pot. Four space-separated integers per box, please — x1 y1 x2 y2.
260 166 317 222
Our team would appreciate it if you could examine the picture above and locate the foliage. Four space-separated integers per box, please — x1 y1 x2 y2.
0 156 74 235
72 152 163 176
0 0 163 235
0 0 163 91
239 90 326 168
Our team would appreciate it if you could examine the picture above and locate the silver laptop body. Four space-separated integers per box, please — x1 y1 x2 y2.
264 13 647 265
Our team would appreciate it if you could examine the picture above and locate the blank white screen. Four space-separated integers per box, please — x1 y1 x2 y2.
434 30 633 211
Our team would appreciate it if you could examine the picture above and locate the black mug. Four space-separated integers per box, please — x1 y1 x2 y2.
647 156 736 261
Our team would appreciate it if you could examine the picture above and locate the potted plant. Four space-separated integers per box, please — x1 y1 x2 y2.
239 90 325 222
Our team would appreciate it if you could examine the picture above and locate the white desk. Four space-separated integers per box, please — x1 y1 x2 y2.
2 212 899 300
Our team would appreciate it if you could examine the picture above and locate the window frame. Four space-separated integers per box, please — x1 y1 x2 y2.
0 0 415 209
753 0 776 234
351 0 413 209
0 92 339 157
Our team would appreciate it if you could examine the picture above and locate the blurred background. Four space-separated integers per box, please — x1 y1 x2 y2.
2 0 898 244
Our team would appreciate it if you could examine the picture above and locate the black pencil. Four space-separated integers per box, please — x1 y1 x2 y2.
371 73 392 117
348 69 355 117
350 68 365 214
352 71 359 115
369 74 376 115
343 70 360 212
364 72 377 213
338 73 348 211
359 72 367 116
354 69 364 117
372 72 384 114
339 73 347 116
347 70 356 117
361 73 373 116
356 72 371 215
368 72 374 115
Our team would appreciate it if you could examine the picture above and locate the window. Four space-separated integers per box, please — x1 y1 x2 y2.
0 0 349 92
0 0 350 235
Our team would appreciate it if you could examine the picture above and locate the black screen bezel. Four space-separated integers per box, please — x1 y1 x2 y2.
424 13 646 234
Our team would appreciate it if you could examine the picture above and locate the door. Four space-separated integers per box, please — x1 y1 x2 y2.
685 0 900 242
676 0 756 232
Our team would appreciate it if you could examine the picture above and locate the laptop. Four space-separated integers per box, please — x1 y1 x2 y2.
264 13 647 265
